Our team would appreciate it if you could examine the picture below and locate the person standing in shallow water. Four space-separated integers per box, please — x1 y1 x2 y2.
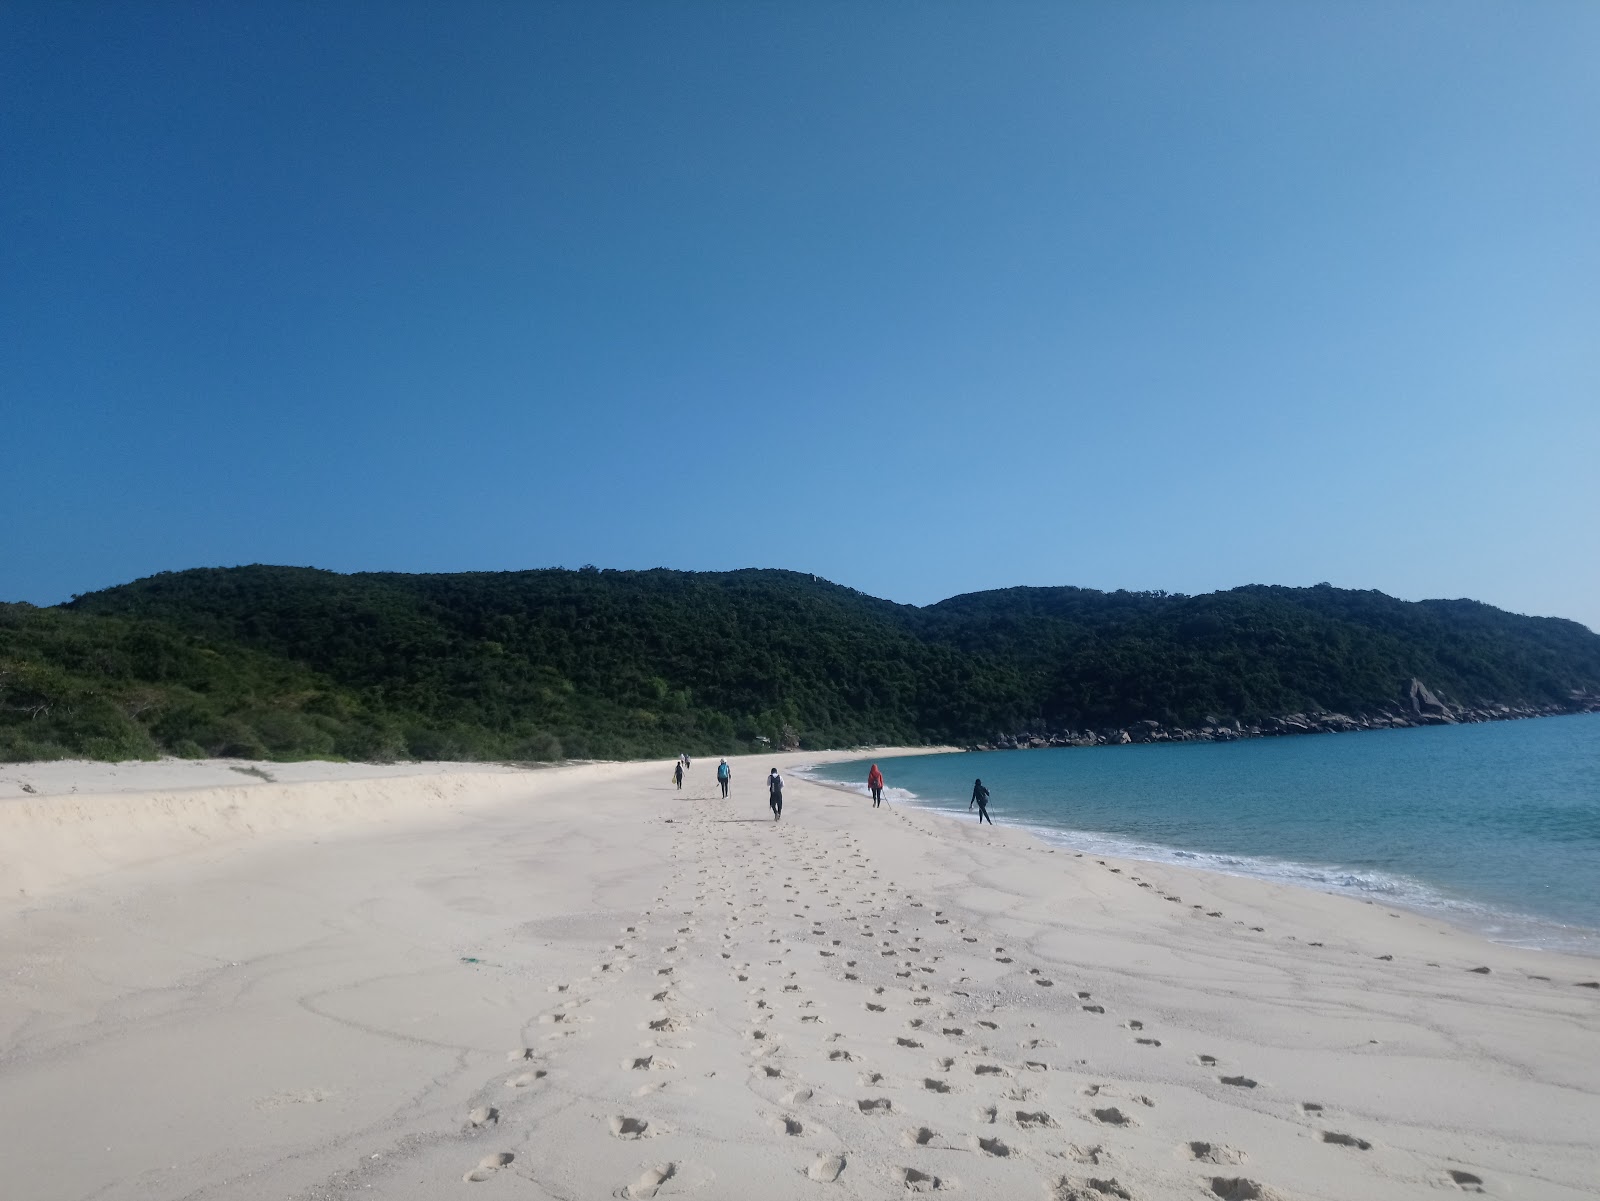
767 768 784 820
716 758 731 798
969 777 992 824
867 763 884 808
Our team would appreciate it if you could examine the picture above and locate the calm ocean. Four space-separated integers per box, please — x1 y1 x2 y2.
804 712 1600 955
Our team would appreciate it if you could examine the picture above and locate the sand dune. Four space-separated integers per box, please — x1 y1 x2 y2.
1 754 1596 1199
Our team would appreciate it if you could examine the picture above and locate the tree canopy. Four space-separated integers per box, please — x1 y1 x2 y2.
2 566 1595 763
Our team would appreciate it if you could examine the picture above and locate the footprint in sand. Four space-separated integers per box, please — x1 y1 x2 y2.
1052 1178 1132 1201
1015 1109 1057 1128
465 1106 499 1128
624 1163 676 1198
1188 1141 1245 1165
858 1097 892 1113
1220 1075 1258 1089
901 1167 950 1192
1445 1169 1486 1192
1209 1179 1282 1201
1197 1055 1218 1066
772 1115 804 1135
1321 1132 1371 1150
505 1070 546 1088
1091 1107 1132 1125
975 1136 1011 1157
808 1154 847 1182
462 1152 514 1182
609 1115 651 1139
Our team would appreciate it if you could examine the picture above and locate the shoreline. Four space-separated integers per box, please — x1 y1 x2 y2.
2 757 1596 1199
798 761 1600 961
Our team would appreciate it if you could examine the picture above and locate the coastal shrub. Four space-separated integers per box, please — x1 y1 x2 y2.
511 731 563 761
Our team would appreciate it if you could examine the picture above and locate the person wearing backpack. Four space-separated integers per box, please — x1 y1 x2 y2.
867 763 885 808
716 759 731 798
767 768 784 820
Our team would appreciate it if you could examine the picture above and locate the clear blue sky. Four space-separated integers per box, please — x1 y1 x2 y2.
4 3 1597 630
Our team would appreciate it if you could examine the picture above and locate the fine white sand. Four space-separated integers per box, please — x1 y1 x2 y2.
1 754 1596 1200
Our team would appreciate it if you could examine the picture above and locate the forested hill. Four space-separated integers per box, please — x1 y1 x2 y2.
2 565 1597 763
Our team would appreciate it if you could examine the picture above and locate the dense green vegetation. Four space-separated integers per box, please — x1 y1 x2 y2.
2 566 1596 762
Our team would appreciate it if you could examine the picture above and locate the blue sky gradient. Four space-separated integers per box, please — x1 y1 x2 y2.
4 3 1597 629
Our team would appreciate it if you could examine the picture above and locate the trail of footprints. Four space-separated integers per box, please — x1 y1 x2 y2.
442 780 1485 1199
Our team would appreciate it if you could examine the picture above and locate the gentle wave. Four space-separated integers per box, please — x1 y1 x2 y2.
794 763 1600 955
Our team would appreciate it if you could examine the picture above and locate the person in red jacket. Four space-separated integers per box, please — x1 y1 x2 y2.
867 763 885 808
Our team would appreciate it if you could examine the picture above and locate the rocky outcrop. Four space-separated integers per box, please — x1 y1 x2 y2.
966 681 1600 752
1407 677 1455 724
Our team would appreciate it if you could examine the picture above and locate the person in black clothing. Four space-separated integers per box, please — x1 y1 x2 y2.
969 777 992 824
674 762 684 790
767 768 784 820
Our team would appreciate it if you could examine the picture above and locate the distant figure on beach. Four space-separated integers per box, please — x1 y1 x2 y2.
767 768 784 820
680 752 690 771
867 763 884 808
673 761 684 790
716 759 731 798
969 777 992 824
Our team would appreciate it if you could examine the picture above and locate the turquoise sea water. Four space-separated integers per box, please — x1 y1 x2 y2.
805 713 1600 955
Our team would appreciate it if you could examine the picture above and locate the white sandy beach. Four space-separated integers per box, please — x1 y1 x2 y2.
2 754 1597 1201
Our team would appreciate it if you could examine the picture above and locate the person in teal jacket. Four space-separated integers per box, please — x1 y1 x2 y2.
716 759 731 798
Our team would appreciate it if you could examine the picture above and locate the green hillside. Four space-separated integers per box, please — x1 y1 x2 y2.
2 566 1596 763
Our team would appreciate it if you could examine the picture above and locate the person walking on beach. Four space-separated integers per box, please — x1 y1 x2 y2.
867 763 885 808
673 761 684 790
716 758 731 798
767 768 784 820
969 777 992 825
